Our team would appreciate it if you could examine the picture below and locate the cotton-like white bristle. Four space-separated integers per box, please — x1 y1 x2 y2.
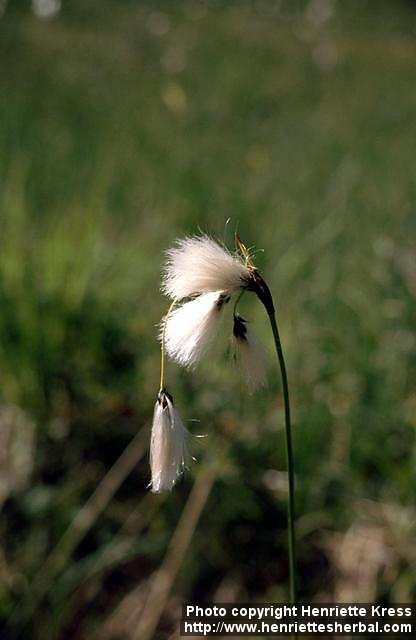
150 391 189 493
162 235 251 299
233 315 268 392
162 291 229 367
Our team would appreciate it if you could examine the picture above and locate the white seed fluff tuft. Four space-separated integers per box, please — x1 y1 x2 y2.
150 391 189 493
162 291 229 367
233 315 268 392
162 235 251 299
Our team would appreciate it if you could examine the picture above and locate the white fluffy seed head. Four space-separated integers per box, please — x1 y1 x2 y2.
150 390 189 493
232 315 268 392
162 291 230 367
162 235 251 299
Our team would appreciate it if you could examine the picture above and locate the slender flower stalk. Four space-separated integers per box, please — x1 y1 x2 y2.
235 234 296 604
159 298 178 391
268 311 296 604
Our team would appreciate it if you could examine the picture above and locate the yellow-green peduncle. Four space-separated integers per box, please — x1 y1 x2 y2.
159 298 179 392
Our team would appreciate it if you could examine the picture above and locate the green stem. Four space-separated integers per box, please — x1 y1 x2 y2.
233 289 245 317
159 298 179 391
268 310 296 605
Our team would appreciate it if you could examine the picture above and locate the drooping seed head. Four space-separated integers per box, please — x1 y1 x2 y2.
162 290 230 367
149 390 189 493
162 235 252 300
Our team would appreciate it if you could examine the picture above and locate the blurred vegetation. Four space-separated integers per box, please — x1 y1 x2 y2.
0 0 416 638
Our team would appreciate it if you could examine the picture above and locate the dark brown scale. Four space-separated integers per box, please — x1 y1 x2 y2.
245 269 275 315
233 314 248 341
157 389 173 408
216 293 231 310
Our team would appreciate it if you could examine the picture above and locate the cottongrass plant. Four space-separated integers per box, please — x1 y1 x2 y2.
150 232 297 603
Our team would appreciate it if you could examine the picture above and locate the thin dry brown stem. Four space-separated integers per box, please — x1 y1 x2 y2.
10 427 147 632
100 461 219 640
54 491 168 633
134 463 217 640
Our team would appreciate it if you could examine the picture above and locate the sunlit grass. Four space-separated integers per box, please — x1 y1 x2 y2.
0 1 415 636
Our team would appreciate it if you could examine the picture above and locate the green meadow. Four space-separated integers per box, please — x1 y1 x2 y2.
0 1 415 637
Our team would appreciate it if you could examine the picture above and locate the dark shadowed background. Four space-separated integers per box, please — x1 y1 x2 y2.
0 1 415 638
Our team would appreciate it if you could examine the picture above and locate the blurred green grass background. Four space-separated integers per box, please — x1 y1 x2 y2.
0 1 415 638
